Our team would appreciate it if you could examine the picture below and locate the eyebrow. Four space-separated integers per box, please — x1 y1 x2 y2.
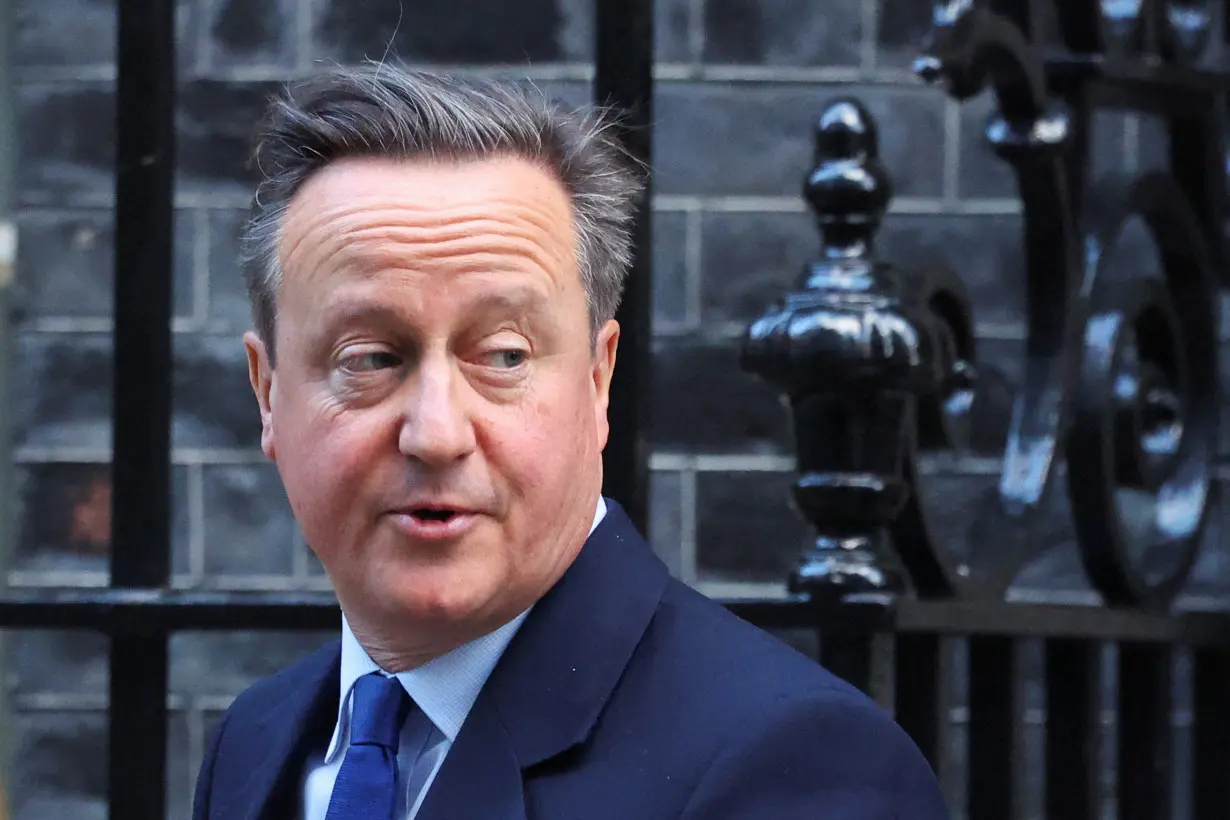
465 288 552 319
317 286 553 338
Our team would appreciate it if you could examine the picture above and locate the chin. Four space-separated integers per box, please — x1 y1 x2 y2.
373 562 503 626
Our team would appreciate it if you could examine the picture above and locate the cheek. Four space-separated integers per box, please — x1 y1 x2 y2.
485 417 555 490
488 381 597 494
272 392 387 534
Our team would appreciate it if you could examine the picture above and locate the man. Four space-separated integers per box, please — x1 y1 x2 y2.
191 64 950 820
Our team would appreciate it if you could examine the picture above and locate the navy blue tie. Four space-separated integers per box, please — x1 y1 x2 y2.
326 672 412 820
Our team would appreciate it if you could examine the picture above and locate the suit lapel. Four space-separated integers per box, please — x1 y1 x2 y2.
488 499 669 766
413 694 527 820
419 499 669 817
225 641 341 820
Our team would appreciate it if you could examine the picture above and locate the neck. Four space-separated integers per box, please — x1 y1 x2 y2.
346 613 486 673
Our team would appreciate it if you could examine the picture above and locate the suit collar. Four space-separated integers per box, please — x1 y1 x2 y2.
483 497 668 766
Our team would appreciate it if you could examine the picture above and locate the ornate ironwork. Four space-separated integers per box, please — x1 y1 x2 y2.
740 99 973 600
916 0 1085 600
744 0 1225 611
1069 172 1219 607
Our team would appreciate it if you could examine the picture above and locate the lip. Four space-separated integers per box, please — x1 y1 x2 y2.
386 505 482 542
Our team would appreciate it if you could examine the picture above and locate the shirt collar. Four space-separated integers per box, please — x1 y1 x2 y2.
326 496 608 761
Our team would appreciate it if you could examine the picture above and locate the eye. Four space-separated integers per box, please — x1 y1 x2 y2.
341 351 402 373
486 349 528 369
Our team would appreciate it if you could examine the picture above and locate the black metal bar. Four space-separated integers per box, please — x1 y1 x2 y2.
732 596 1230 644
726 596 896 632
1047 60 1226 115
0 589 341 632
1044 638 1100 820
1117 642 1173 820
3 590 1230 649
112 0 175 592
967 636 1019 820
1191 647 1230 820
110 0 176 815
819 632 874 694
593 0 653 531
894 634 947 772
1169 101 1229 283
891 600 1230 644
1059 80 1092 227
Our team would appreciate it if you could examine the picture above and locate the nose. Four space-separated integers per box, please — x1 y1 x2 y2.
397 356 477 467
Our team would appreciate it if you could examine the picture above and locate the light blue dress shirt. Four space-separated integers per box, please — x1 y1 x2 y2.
301 497 608 820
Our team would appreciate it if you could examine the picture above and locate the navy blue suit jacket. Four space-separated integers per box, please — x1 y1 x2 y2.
192 500 950 819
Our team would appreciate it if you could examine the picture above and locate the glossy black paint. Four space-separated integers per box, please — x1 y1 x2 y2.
913 0 1089 600
967 636 1016 818
735 0 1230 816
1044 639 1100 820
109 0 176 816
1068 172 1218 608
740 98 971 599
893 0 1225 610
3 584 1230 642
1192 647 1230 818
596 0 654 532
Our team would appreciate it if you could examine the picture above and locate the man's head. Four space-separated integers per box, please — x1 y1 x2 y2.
240 66 644 666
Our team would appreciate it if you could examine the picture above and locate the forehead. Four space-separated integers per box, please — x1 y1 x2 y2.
276 155 578 298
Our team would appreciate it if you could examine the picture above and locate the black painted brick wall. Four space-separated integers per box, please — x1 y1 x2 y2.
8 0 1229 818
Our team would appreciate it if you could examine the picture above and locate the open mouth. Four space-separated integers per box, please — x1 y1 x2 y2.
412 508 458 522
391 506 477 539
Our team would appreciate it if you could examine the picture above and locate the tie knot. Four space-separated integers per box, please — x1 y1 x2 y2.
349 672 411 751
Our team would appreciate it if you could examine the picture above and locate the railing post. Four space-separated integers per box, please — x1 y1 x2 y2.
740 99 970 600
594 0 653 531
110 0 176 816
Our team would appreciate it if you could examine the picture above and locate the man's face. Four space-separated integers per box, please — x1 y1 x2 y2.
245 156 619 652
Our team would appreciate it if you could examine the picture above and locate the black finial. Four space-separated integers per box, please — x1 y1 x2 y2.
740 98 967 602
804 99 893 261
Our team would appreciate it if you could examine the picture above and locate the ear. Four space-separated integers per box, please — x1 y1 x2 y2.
591 319 620 450
244 331 278 461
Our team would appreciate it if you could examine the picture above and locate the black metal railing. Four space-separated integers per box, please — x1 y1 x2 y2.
5 0 1230 818
735 1 1230 818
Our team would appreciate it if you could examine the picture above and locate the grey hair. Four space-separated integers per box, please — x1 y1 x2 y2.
240 64 646 361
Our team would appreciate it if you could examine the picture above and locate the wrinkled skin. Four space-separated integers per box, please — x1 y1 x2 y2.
245 156 619 670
